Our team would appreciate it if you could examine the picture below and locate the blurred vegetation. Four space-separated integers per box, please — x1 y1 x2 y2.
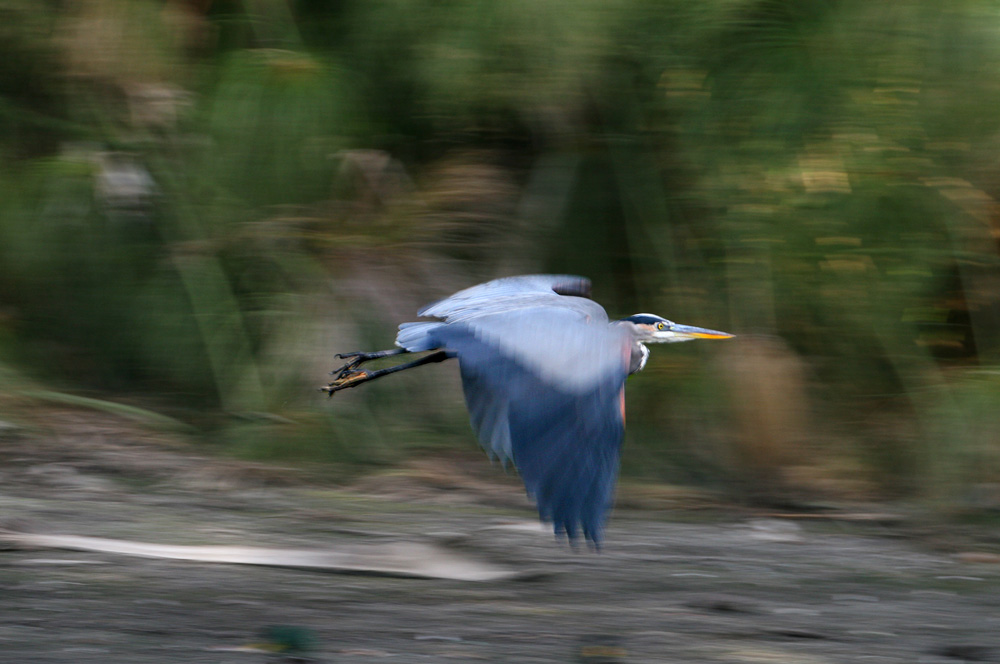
0 0 999 507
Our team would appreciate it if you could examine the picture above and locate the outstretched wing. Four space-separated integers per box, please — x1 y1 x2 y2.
429 306 631 543
418 274 599 322
396 274 608 364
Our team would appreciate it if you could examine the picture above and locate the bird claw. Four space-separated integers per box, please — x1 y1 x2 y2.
324 351 383 396
320 369 371 396
329 355 366 379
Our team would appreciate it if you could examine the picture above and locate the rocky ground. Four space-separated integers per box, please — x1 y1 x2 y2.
1 411 999 663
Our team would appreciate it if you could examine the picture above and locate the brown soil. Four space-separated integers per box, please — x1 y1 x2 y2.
1 410 999 663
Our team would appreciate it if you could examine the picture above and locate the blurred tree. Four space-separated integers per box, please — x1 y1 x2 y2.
0 0 998 501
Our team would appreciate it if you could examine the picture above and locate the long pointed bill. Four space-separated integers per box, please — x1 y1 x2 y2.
670 324 734 341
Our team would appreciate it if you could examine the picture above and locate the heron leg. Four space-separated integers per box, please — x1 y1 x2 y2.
322 350 452 396
330 348 407 378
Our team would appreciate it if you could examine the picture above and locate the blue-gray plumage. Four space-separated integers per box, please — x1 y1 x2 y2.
325 275 733 544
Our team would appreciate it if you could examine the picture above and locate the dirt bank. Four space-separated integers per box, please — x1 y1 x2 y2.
1 412 998 663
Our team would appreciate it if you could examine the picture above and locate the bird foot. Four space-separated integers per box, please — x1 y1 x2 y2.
329 349 397 378
330 353 365 377
323 352 376 396
320 369 371 396
322 348 419 397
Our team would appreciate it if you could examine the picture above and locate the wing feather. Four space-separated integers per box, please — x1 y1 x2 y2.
397 275 603 353
451 307 622 392
429 311 630 543
505 378 625 541
418 275 603 323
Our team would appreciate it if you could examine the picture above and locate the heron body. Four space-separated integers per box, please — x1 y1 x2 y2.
325 275 732 543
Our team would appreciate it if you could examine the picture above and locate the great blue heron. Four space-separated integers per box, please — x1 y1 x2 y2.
324 275 733 543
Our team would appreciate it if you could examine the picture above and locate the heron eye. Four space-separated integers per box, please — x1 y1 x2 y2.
657 322 667 331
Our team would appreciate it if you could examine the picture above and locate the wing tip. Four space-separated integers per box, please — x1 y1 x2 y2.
547 515 605 546
550 276 592 300
417 274 594 318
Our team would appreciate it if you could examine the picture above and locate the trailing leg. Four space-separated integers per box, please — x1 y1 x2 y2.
322 350 453 395
330 348 408 379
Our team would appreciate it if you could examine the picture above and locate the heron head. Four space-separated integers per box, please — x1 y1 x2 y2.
620 314 734 344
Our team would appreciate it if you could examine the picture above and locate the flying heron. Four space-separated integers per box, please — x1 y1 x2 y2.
324 275 733 543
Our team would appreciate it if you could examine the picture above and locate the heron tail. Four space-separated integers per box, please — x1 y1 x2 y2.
395 322 445 352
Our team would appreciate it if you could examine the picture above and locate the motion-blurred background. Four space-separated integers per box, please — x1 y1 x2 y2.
1 0 998 511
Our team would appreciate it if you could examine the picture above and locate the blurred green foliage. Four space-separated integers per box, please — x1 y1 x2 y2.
0 0 998 504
